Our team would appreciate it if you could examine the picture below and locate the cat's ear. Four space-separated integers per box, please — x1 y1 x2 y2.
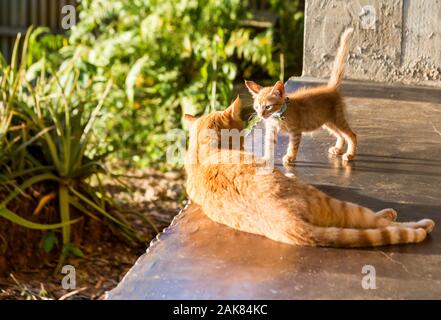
244 80 262 96
270 81 285 98
225 95 242 120
183 114 198 127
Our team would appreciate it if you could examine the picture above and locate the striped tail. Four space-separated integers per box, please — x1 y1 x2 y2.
328 28 354 89
310 225 427 248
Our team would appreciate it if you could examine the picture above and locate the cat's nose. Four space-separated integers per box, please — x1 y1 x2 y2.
260 110 270 119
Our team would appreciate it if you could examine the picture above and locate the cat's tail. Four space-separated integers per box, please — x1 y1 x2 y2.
327 27 354 89
308 225 427 248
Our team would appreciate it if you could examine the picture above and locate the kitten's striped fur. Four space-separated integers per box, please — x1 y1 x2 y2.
184 97 435 247
245 28 357 166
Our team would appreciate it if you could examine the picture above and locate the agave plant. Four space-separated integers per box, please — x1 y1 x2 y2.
0 29 139 266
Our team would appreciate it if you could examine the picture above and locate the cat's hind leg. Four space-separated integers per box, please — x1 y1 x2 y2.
324 122 345 155
322 196 434 234
325 198 393 229
333 106 357 161
340 127 357 161
307 192 393 229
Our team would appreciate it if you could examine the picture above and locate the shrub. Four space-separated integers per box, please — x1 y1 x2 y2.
68 0 290 167
0 30 139 268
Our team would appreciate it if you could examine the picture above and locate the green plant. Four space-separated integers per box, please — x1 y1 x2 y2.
270 0 304 79
0 29 139 267
35 0 306 169
26 27 68 67
68 0 282 167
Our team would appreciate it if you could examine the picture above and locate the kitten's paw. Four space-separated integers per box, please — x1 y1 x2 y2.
376 208 397 221
284 172 296 178
260 156 273 164
342 153 355 161
282 154 296 167
328 146 343 155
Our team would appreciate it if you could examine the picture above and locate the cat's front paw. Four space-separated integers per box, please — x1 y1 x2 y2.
328 146 343 155
282 154 296 167
342 153 355 161
260 155 273 164
418 219 435 233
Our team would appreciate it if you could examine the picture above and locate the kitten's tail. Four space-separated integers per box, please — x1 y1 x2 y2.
328 27 354 89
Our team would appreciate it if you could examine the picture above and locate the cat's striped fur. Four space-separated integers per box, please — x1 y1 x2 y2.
245 28 357 166
184 97 435 247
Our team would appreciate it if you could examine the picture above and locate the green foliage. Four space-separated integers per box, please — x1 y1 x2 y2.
68 0 287 167
62 242 85 258
42 231 58 253
271 0 304 79
0 29 140 263
26 27 67 67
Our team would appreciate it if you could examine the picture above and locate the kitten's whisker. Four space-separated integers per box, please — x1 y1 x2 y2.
247 112 257 122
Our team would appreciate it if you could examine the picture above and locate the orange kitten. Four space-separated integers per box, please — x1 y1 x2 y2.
184 97 434 247
245 28 356 166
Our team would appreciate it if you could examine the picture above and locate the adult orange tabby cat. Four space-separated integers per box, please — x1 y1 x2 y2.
246 28 356 166
184 97 434 247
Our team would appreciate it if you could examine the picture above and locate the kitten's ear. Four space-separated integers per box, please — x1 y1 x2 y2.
183 114 197 128
270 81 285 98
244 80 262 96
225 95 242 120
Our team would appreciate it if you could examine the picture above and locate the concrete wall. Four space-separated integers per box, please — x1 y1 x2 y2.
303 0 441 87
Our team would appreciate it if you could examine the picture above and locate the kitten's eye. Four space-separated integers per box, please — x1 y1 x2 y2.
264 105 272 110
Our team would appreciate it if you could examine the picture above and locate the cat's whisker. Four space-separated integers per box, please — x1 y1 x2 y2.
247 112 257 122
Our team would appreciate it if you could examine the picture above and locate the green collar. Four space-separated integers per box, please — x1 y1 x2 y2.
271 98 289 119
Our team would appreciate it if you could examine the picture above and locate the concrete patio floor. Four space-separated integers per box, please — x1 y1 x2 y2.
106 79 441 300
